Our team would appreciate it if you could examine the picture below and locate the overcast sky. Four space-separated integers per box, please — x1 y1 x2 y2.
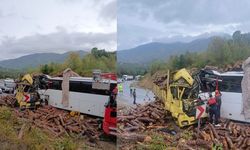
118 0 250 50
0 0 116 60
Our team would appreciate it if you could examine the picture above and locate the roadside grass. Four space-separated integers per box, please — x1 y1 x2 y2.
134 128 194 150
0 106 91 150
136 132 167 150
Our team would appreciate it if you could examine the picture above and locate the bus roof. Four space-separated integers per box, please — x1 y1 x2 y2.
211 70 244 77
46 75 117 83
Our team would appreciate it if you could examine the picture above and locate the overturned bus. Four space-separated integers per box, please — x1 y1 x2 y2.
38 73 117 118
198 70 248 123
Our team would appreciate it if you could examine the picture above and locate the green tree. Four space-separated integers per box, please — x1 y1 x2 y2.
65 52 82 73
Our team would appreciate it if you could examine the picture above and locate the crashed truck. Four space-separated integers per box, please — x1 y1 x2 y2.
153 60 250 127
15 69 117 135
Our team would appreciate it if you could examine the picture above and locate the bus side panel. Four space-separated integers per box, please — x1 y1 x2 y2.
44 89 108 117
221 92 250 123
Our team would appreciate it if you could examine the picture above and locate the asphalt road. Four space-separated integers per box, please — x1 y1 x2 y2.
117 80 155 106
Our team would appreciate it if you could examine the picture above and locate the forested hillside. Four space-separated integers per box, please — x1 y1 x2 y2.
117 38 211 63
0 51 87 69
0 67 22 79
38 48 116 76
145 31 250 75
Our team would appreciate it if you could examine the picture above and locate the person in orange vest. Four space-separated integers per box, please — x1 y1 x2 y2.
207 94 220 126
215 90 222 120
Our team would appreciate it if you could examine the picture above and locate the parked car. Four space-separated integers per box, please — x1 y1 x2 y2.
0 79 16 93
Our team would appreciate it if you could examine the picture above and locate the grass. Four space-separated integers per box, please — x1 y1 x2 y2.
134 128 194 150
179 130 194 140
0 106 90 150
136 132 167 150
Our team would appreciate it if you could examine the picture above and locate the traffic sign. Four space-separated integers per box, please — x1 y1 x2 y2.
196 104 206 119
23 94 30 102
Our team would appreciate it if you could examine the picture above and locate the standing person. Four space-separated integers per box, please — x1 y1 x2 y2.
207 94 220 126
215 90 222 120
130 88 133 97
118 84 123 93
133 89 136 104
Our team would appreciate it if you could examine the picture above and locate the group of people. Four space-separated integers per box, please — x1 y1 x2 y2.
207 90 222 126
118 83 137 104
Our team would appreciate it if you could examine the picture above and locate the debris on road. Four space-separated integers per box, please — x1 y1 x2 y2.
117 97 250 149
186 120 250 149
0 95 16 107
152 71 169 88
0 95 103 143
118 99 167 134
117 99 175 149
15 105 101 142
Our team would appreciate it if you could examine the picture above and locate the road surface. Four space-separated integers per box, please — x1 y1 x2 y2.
117 80 155 106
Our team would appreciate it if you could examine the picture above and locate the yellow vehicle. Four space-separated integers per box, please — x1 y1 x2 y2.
15 74 44 109
153 68 207 127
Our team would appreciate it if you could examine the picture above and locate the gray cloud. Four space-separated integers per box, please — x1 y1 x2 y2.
0 0 116 60
0 30 116 60
118 0 250 49
120 0 250 25
99 0 116 21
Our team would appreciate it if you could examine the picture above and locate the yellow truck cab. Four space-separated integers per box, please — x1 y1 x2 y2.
153 68 207 127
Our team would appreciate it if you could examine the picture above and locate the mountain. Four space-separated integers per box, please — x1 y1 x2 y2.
117 37 213 64
0 50 87 69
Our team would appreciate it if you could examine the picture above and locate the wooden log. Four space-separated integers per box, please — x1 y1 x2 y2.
236 136 244 148
124 126 139 132
137 117 155 123
247 138 250 146
59 114 65 126
151 111 160 119
18 124 26 139
209 124 220 140
209 128 214 141
125 122 134 127
134 119 146 128
117 116 135 120
118 133 147 142
222 137 229 150
225 134 234 149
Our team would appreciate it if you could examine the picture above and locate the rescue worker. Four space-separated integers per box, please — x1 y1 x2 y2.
133 89 136 104
118 84 123 93
215 90 222 119
207 94 220 126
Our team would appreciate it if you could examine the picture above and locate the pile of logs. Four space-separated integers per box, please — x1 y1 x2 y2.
117 100 168 140
188 121 250 149
0 95 16 107
224 60 243 72
0 95 102 142
152 71 168 87
16 105 101 141
204 61 243 73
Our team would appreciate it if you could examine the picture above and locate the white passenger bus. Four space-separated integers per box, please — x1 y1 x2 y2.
217 71 249 122
38 75 117 117
199 70 249 123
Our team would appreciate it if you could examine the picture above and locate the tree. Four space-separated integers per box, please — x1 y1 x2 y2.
40 64 49 74
65 52 82 72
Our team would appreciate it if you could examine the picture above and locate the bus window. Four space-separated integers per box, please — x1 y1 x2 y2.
51 80 62 90
219 76 242 93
